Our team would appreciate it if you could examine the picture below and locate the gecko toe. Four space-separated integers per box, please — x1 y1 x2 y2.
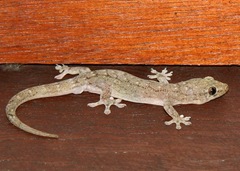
184 122 192 126
180 115 191 121
87 102 99 108
164 120 174 126
165 115 191 129
176 124 182 130
104 108 111 115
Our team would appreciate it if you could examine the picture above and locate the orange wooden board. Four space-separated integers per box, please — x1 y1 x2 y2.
0 1 239 65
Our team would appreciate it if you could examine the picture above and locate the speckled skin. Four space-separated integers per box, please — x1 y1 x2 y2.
6 65 229 138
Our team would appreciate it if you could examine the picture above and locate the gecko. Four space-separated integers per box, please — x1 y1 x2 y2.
6 65 229 138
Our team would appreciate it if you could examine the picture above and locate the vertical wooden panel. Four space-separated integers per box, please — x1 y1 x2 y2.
0 1 239 64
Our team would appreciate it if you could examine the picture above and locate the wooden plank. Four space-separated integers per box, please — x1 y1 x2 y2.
0 65 239 170
0 1 239 65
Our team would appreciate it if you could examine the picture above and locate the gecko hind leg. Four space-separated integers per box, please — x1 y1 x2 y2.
88 97 126 115
88 98 126 115
54 64 91 80
147 68 173 84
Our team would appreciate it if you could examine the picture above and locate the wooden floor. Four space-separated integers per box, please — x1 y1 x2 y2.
0 65 239 171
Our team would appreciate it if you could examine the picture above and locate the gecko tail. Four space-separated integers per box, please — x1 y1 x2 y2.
6 110 59 138
5 87 61 138
5 79 76 138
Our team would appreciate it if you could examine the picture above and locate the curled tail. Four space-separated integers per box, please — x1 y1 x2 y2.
6 80 75 138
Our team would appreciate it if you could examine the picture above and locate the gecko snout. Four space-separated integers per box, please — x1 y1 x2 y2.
224 83 229 92
219 83 229 95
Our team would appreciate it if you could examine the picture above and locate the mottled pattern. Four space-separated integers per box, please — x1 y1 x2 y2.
6 65 229 138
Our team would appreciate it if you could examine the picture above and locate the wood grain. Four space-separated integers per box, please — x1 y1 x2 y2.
0 0 239 65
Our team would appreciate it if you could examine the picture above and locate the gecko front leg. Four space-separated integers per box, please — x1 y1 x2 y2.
163 103 191 129
87 87 126 115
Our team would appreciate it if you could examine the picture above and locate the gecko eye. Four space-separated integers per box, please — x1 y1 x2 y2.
208 87 217 95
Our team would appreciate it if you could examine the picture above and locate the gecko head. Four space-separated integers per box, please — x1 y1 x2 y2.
179 76 229 105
